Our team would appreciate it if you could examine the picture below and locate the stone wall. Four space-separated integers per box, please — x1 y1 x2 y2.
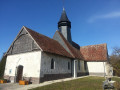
40 73 71 82
4 75 40 84
76 60 88 77
40 52 72 82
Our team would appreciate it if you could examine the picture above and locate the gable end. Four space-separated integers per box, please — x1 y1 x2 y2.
7 27 40 55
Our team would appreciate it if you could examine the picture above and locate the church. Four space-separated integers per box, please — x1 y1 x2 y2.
4 8 111 84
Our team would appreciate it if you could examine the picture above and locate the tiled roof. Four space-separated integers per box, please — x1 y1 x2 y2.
24 27 73 58
56 31 83 59
80 44 108 61
24 26 108 61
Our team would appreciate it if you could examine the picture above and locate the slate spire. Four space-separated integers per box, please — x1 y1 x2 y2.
58 8 71 28
58 8 72 44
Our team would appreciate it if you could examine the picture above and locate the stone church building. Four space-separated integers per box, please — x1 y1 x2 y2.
4 9 110 84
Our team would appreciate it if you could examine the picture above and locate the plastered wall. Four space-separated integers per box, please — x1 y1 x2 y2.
4 51 41 78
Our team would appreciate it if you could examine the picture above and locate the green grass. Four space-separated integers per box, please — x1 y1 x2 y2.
29 76 120 90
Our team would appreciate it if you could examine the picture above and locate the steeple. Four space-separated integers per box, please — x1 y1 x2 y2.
58 8 72 44
58 8 71 28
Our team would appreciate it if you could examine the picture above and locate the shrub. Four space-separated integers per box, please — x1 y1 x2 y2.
114 81 120 90
0 55 7 79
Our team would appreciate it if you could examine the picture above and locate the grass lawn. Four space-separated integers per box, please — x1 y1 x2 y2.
29 76 120 90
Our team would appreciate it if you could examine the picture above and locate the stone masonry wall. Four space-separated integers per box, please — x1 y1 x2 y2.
40 52 72 82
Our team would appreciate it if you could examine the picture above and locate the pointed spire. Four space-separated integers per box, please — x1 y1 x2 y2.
59 8 70 22
63 7 65 11
58 8 71 28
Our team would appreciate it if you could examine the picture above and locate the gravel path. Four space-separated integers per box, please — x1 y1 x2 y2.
0 83 26 90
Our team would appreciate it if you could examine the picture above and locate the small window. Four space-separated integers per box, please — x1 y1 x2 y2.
9 69 12 74
78 61 80 70
51 59 55 69
84 61 87 70
68 62 70 70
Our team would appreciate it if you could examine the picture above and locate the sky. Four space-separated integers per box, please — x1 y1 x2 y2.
0 0 120 59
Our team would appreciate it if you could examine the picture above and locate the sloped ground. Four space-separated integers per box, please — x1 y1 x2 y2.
0 76 88 90
29 76 120 90
0 76 120 90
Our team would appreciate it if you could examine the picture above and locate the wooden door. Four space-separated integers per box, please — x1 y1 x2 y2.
16 65 23 82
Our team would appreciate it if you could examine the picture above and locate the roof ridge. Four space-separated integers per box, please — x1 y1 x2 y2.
24 26 54 40
80 43 107 48
56 31 75 57
56 31 82 59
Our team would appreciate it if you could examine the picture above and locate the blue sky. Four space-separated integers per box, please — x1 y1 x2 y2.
0 0 120 59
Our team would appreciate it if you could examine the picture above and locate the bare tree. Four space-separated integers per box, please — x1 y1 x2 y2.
112 47 120 56
110 47 120 76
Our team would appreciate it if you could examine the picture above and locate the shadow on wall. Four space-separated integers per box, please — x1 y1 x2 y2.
85 62 89 75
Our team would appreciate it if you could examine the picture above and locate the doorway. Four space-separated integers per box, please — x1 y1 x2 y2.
16 65 23 82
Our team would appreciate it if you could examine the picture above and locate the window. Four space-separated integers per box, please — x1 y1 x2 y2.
68 62 70 70
51 59 55 69
9 69 12 74
78 61 80 70
84 61 87 70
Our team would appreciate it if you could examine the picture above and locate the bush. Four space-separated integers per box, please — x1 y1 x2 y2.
0 55 7 79
110 47 120 77
112 61 120 76
114 81 120 90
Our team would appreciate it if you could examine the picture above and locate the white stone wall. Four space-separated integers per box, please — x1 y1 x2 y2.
87 62 107 76
71 60 87 76
40 52 71 77
80 60 86 72
76 60 86 73
4 51 41 78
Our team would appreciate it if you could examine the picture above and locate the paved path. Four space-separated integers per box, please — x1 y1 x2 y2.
0 76 89 90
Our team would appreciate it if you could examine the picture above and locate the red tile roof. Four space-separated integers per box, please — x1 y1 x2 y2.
24 27 73 58
24 26 108 61
56 31 83 59
80 44 108 61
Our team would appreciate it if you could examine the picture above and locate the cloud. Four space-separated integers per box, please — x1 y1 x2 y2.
88 11 120 23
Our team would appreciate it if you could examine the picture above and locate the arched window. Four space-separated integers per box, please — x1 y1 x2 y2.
68 62 70 70
78 60 80 70
84 61 87 70
51 59 55 69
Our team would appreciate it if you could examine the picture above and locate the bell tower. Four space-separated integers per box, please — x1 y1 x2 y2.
58 8 72 44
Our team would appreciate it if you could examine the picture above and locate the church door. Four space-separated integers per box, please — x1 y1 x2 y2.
16 65 23 82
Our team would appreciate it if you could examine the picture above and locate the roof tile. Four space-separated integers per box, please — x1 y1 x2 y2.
80 44 108 61
25 27 73 58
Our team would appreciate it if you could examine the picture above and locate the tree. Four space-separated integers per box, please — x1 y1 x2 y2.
110 47 120 76
0 53 7 78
